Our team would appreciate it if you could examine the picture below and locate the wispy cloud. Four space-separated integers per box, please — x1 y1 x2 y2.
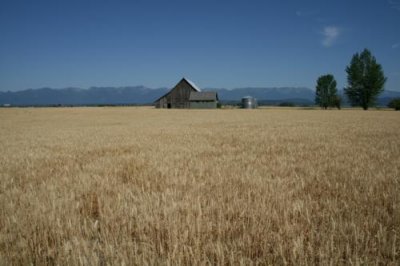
388 0 400 10
392 43 400 49
321 26 340 47
296 8 319 17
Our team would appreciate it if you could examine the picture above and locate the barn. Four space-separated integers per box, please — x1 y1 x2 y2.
154 78 218 109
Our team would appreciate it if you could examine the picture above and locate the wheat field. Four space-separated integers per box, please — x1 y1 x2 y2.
0 107 399 265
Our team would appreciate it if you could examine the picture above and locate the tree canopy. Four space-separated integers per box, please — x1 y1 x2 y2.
388 98 400 110
344 49 386 110
315 74 339 109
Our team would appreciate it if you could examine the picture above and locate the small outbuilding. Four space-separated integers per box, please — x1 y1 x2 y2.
154 78 218 109
242 96 257 109
189 91 219 109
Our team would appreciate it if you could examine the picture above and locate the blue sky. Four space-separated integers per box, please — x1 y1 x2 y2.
1 0 399 91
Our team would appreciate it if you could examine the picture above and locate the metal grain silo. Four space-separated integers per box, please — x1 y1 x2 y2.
241 96 257 109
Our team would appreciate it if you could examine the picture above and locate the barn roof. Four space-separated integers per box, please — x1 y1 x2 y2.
189 91 218 101
153 77 202 103
184 78 201 92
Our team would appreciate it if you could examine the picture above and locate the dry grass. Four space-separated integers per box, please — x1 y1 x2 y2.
0 107 399 265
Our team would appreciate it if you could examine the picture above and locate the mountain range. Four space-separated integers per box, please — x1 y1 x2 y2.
1 86 399 106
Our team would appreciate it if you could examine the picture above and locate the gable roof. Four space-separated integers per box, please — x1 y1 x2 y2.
154 77 202 103
184 78 201 92
189 91 218 101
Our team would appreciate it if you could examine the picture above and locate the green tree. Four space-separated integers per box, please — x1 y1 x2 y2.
333 95 342 110
388 98 400 110
315 74 339 109
344 49 387 110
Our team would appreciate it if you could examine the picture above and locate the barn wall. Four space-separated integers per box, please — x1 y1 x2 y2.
155 79 195 108
155 79 219 109
190 101 217 109
155 97 166 108
167 80 193 108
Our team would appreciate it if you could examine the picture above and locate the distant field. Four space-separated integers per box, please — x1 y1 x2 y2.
0 107 399 264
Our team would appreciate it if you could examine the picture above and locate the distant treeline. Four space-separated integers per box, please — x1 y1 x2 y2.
221 99 314 107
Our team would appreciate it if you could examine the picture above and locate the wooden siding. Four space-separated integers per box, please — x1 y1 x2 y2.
155 79 197 108
190 101 217 109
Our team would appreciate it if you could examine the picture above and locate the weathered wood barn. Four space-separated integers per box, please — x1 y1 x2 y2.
154 78 218 109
